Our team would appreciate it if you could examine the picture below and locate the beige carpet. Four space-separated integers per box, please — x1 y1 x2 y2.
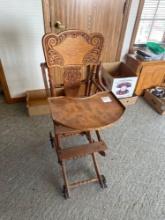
0 95 165 220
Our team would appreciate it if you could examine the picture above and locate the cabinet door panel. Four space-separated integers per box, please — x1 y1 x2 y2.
135 65 165 95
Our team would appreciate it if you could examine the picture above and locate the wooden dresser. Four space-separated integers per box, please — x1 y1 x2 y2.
126 54 165 96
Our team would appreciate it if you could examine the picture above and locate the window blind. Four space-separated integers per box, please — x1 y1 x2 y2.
135 0 165 44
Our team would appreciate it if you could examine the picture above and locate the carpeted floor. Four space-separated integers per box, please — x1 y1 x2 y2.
0 94 165 220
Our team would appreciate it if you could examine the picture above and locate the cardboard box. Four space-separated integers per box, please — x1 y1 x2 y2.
101 62 138 98
26 87 67 116
26 89 50 116
119 95 138 107
144 89 165 115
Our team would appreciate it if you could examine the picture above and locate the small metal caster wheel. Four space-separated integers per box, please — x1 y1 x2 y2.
62 185 70 199
49 132 54 148
100 174 107 189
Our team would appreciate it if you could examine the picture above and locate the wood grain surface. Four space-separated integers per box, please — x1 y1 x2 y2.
48 91 125 131
126 55 165 95
59 141 107 160
45 0 127 62
42 30 104 67
42 30 104 96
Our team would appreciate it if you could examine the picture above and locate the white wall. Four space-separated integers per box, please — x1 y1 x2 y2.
0 0 45 97
0 0 139 98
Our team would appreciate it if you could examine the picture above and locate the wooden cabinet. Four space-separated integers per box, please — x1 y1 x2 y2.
126 54 165 96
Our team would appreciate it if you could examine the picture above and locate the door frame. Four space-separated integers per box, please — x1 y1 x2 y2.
0 60 25 104
0 59 13 103
42 0 132 61
129 0 145 53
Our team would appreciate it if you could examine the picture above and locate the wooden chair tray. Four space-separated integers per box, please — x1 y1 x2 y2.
48 91 125 131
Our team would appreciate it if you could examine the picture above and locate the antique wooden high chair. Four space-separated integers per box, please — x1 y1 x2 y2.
41 30 125 199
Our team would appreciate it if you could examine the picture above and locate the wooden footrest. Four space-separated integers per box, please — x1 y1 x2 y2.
59 141 107 160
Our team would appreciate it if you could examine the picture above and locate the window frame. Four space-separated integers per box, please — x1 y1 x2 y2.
129 0 165 53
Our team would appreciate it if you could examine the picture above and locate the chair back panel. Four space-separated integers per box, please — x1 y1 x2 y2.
42 30 104 97
48 66 88 96
48 66 87 86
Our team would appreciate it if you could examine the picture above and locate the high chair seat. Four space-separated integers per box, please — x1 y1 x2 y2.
41 29 125 199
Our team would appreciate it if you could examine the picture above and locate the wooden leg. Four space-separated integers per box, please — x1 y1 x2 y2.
95 130 106 156
91 153 102 184
54 134 63 164
51 125 107 198
85 131 94 143
55 133 70 199
61 161 70 199
95 130 101 141
91 153 107 188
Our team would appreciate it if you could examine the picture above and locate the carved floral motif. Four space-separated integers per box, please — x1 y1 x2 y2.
63 66 81 85
43 30 104 67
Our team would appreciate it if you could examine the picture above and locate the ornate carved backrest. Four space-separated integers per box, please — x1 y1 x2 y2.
42 30 104 97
